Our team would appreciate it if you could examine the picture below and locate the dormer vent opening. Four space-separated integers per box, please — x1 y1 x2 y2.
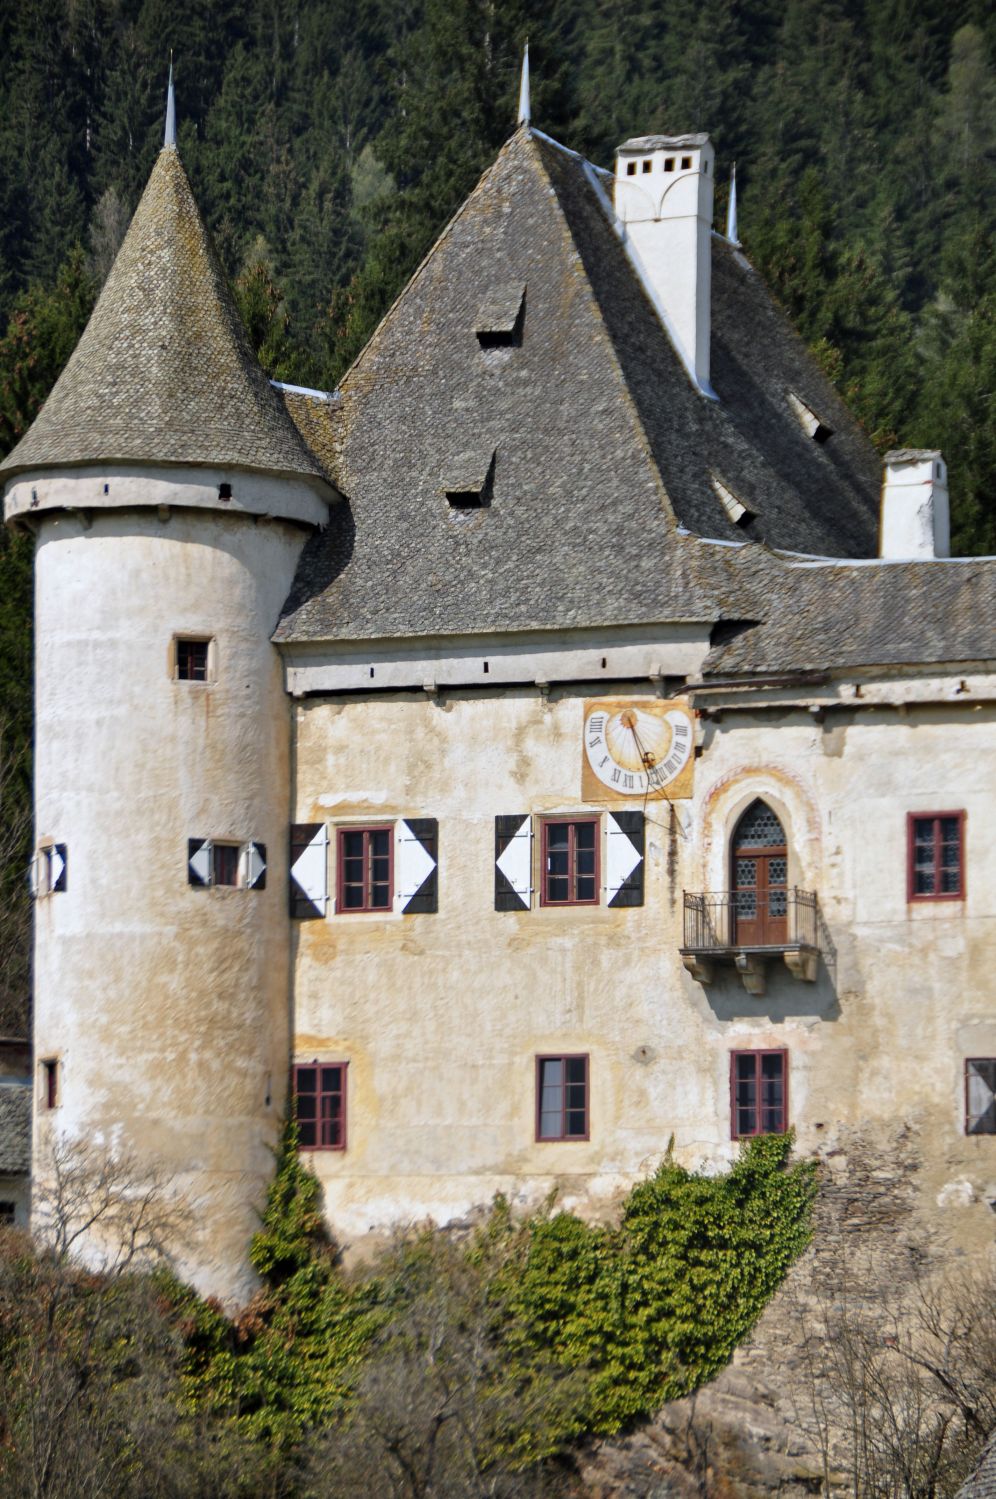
218 482 233 500
710 472 756 528
475 285 525 349
788 392 834 444
445 448 496 513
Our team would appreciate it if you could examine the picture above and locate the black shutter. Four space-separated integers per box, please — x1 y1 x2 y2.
495 815 531 910
606 811 644 907
400 819 438 913
52 844 67 893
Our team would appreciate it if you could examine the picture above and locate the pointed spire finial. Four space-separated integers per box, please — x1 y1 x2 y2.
517 41 530 127
164 55 176 149
726 162 739 246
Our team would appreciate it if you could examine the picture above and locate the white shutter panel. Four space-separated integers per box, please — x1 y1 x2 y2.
188 838 211 887
495 816 532 909
290 824 328 918
396 820 438 913
605 813 644 907
246 842 267 890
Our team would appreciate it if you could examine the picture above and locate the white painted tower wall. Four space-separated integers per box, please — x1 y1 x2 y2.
13 467 325 1302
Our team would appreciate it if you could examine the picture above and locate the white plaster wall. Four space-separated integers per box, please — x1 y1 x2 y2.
5 463 332 528
292 686 996 1255
32 504 306 1302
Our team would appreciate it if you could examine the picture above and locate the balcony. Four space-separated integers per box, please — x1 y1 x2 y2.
680 889 835 996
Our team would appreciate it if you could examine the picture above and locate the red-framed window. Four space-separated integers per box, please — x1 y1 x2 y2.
293 1062 347 1150
966 1058 996 1135
337 826 392 912
536 1055 589 1140
212 843 240 887
176 638 210 681
907 812 964 901
730 1050 787 1138
540 818 599 906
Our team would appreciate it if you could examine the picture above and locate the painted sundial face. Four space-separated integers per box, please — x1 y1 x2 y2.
584 702 694 795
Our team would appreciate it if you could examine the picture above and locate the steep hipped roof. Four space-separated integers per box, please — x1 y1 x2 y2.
1 149 324 484
276 127 880 644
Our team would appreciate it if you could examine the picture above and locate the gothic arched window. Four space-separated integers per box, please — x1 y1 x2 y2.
732 800 788 946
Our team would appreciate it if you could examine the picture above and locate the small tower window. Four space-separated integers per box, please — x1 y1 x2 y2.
218 482 232 500
175 638 211 682
681 155 692 169
212 843 240 888
626 161 637 176
664 157 676 172
42 1059 59 1110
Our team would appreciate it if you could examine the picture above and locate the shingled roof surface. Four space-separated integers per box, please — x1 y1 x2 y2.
0 1085 30 1174
957 1433 996 1499
276 126 881 644
701 550 996 676
1 149 324 484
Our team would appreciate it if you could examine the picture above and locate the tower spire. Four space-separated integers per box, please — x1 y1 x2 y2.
164 57 176 149
517 41 530 127
726 162 739 246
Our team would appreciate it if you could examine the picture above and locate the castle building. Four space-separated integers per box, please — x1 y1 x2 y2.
4 72 996 1301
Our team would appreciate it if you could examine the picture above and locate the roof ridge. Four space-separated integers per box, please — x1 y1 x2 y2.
526 130 679 528
338 128 532 395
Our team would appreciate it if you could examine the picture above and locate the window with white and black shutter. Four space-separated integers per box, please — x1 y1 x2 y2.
290 824 328 918
605 812 644 907
495 815 531 910
396 819 438 913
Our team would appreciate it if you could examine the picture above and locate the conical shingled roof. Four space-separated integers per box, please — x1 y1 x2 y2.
0 148 324 484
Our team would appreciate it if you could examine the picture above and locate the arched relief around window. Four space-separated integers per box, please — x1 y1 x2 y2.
699 777 815 896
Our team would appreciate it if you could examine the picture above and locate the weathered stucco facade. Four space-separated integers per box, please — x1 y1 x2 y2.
289 669 996 1258
4 84 995 1301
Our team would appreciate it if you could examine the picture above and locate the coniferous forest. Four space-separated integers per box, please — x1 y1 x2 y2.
0 0 995 1024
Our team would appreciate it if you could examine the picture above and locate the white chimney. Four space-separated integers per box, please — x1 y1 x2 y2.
879 450 950 559
613 134 715 395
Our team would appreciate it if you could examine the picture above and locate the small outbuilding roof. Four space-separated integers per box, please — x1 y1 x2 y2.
0 1084 30 1175
1 147 324 485
957 1433 996 1499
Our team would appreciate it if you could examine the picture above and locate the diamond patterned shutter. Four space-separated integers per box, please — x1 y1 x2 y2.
188 838 211 887
967 1059 996 1135
495 816 531 910
605 812 644 907
246 842 267 890
50 844 67 893
289 824 328 918
397 819 438 913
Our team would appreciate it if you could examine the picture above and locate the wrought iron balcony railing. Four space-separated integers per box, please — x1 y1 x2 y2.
680 889 835 995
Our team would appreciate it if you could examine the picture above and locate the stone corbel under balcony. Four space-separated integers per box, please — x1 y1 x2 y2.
680 889 834 996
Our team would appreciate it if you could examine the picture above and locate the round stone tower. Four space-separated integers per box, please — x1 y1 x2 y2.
0 107 334 1301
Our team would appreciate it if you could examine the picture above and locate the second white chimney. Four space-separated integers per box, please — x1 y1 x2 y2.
879 450 950 559
613 134 715 394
